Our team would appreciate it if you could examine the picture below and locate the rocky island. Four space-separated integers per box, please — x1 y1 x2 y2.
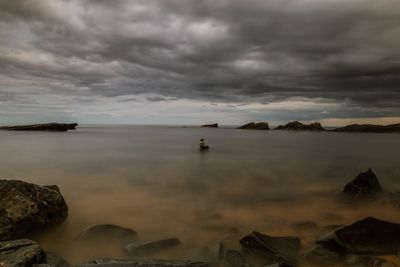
0 123 78 132
237 122 269 130
275 121 325 131
331 123 400 133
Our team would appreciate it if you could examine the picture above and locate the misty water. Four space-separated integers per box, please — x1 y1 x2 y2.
1 126 400 265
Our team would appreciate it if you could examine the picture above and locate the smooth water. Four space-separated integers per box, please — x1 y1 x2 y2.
1 126 400 264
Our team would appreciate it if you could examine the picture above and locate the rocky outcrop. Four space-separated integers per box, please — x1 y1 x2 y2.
0 123 78 132
275 121 325 131
240 231 300 267
237 122 269 130
341 169 384 201
0 180 68 241
76 224 137 244
0 239 46 267
77 259 209 267
316 217 400 255
201 123 218 128
125 238 180 256
331 123 400 133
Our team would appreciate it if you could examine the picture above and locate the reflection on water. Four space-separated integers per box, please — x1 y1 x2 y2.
1 126 400 264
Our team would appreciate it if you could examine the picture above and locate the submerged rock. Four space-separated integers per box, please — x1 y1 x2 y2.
331 123 400 133
77 259 209 267
240 231 300 267
275 121 325 131
0 239 46 267
201 123 218 128
76 224 137 244
341 169 385 201
0 180 68 241
125 238 180 256
237 122 269 130
317 217 400 255
0 123 78 132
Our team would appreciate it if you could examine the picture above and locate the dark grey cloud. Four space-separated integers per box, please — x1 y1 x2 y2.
0 0 400 123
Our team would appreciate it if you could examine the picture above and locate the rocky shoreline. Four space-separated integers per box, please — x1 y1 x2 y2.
1 169 400 267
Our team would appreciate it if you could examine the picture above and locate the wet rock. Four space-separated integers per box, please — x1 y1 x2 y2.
76 224 137 244
125 238 180 256
331 123 400 133
275 121 325 131
0 180 68 241
341 169 385 201
45 252 70 267
77 258 209 267
237 122 269 130
304 245 343 265
240 231 300 267
0 239 46 267
317 217 400 255
0 123 78 132
201 123 218 128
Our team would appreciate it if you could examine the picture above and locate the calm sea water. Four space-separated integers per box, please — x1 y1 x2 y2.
1 125 400 263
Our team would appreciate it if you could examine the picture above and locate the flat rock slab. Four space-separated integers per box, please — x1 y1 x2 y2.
77 259 209 267
317 217 400 255
0 239 46 267
76 224 137 244
125 238 180 256
0 180 68 241
240 231 300 267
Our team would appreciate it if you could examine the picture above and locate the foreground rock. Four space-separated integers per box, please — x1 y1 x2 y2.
331 123 400 133
317 217 400 255
0 123 78 132
77 259 209 267
125 238 180 256
237 122 269 130
0 180 68 241
76 224 137 244
201 123 218 128
341 169 384 201
275 121 325 131
240 231 300 267
0 239 46 267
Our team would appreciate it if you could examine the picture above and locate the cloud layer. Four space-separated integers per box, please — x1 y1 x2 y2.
1 0 400 125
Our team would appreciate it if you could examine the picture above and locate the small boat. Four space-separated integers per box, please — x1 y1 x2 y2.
200 145 209 150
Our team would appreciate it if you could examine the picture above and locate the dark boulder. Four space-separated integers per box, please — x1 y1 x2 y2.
341 169 385 201
77 259 209 267
0 180 68 241
275 121 325 131
201 123 218 128
237 122 269 130
0 123 78 132
76 224 137 244
331 123 400 133
0 239 46 267
240 231 300 267
317 217 400 255
125 238 180 256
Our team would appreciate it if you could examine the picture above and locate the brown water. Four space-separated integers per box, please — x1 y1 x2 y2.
1 126 400 265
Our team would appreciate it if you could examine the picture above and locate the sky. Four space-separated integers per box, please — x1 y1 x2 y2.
0 0 400 126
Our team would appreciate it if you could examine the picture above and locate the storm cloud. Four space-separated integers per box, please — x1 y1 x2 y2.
0 0 400 125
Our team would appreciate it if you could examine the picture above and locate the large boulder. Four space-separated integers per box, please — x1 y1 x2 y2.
0 180 68 241
275 121 325 131
77 259 209 267
317 217 400 255
237 122 269 130
341 169 385 201
239 231 300 267
0 239 46 267
0 123 78 132
76 224 137 245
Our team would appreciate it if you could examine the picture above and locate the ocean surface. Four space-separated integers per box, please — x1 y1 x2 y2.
1 125 400 264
